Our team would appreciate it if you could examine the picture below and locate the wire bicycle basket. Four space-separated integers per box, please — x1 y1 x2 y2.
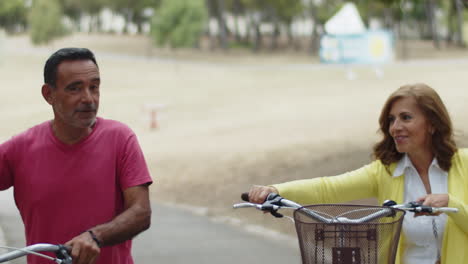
294 204 405 264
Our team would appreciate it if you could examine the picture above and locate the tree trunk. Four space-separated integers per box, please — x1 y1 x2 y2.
270 7 279 50
233 0 242 42
126 10 133 34
205 0 217 51
398 3 410 61
286 24 297 50
454 0 465 47
425 0 440 49
90 15 99 33
309 0 319 55
447 0 454 44
136 21 143 34
383 7 393 29
254 23 261 52
249 13 261 52
216 0 228 50
97 15 103 33
233 15 241 42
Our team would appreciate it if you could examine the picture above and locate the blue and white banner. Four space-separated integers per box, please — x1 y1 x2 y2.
319 30 394 64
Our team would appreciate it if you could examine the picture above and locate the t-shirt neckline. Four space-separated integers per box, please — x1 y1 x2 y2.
47 117 101 150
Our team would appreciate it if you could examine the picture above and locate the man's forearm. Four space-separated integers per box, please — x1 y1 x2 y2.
89 186 151 247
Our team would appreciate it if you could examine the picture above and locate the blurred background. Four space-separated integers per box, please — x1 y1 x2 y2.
1 0 468 263
1 0 468 57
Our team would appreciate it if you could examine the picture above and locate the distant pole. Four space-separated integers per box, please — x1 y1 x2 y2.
150 109 158 130
144 104 166 131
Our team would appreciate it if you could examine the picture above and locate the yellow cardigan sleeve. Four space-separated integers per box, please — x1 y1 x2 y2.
448 195 468 233
272 160 383 205
446 148 468 235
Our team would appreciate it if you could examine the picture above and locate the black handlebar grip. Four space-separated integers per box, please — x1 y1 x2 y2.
241 192 250 202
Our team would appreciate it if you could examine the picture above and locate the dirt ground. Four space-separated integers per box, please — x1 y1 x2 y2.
1 33 468 236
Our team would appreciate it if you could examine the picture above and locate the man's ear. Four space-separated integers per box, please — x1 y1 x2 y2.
41 84 54 105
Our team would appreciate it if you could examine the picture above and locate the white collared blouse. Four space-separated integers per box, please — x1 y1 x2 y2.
393 154 448 264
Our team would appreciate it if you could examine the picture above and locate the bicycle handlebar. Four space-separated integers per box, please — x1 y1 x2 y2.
0 244 72 264
236 193 396 223
234 193 458 223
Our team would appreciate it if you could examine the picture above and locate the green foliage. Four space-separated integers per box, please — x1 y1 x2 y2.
354 0 400 26
239 0 266 11
29 0 67 45
314 1 344 25
234 0 303 25
62 0 106 19
150 0 207 48
269 0 304 24
0 0 28 33
108 0 161 30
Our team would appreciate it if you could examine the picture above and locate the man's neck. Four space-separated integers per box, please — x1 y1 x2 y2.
51 120 95 145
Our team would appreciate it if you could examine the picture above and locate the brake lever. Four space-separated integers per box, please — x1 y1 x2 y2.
263 193 284 218
55 245 72 264
270 211 283 218
406 201 434 213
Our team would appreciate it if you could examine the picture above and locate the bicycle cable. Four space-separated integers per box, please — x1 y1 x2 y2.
0 246 62 263
432 218 441 262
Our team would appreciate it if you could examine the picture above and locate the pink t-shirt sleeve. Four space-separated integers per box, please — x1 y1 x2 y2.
0 140 14 190
118 133 152 190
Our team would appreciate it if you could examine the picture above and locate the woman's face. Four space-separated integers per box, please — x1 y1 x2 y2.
388 96 433 157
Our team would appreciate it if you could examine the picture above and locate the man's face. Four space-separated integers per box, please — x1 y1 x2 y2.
47 59 100 129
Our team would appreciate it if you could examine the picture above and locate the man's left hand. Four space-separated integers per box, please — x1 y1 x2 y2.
65 231 101 264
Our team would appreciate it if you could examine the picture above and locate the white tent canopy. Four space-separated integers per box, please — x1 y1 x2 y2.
324 3 366 35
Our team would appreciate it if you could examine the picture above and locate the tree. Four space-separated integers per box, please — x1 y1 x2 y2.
150 0 208 48
227 0 244 42
108 0 161 34
425 0 440 49
446 0 465 47
240 0 267 52
62 0 108 32
353 0 400 29
269 0 304 49
206 0 229 50
307 0 342 54
0 0 28 33
29 0 67 45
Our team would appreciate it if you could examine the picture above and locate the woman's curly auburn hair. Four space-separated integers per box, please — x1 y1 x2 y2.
373 83 457 171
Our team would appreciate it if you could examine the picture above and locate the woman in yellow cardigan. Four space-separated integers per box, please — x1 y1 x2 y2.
248 83 468 264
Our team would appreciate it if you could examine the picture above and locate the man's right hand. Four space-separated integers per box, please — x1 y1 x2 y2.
248 185 278 204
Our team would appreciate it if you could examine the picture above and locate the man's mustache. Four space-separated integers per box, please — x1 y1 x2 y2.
75 105 97 112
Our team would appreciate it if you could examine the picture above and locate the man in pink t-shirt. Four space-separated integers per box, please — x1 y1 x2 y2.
0 48 152 264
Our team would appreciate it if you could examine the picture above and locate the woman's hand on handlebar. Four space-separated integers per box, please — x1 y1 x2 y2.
248 185 279 204
417 193 449 208
415 193 449 216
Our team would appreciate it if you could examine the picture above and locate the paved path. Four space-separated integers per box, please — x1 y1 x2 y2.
0 189 300 264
